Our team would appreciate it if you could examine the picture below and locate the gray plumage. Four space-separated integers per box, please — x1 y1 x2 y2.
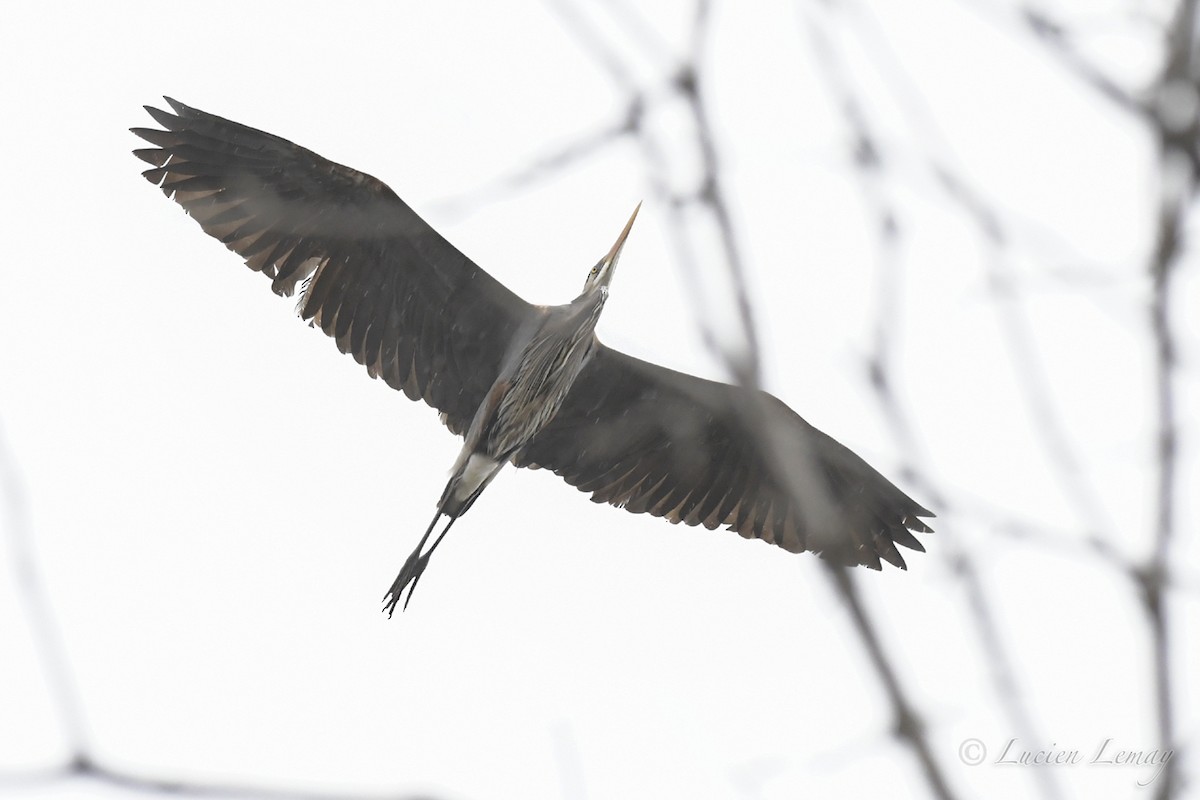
131 97 934 616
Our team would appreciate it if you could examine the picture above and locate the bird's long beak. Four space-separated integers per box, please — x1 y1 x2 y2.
584 202 641 294
604 201 641 267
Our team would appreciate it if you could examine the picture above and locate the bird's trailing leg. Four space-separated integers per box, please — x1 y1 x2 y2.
383 509 460 616
381 448 507 616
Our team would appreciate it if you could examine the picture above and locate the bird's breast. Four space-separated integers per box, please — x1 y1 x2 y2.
483 319 598 458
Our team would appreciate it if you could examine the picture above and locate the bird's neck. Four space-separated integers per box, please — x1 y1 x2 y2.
570 285 608 319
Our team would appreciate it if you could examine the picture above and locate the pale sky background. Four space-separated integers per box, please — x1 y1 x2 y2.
1 1 1197 799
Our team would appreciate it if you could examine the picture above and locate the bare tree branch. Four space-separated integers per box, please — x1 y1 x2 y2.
1141 4 1198 798
822 564 957 800
0 421 92 756
0 755 440 800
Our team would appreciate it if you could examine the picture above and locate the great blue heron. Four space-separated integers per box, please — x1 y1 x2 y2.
132 98 933 616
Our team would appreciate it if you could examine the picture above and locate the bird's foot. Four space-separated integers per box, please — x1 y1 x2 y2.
382 548 431 618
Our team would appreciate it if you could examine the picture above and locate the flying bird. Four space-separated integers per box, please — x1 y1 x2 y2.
132 98 933 616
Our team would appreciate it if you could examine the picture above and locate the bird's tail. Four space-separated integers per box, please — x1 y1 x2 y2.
382 451 508 615
438 451 507 518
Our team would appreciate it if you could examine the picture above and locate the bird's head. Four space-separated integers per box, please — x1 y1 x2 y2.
583 202 641 294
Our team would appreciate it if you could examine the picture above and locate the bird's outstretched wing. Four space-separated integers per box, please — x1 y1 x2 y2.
132 97 533 434
516 344 933 568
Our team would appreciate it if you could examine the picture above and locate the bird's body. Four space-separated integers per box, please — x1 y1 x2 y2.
132 98 934 615
489 291 609 463
394 280 615 611
446 291 608 515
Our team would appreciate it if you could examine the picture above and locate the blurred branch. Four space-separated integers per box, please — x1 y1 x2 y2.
428 109 639 220
822 565 957 800
0 422 91 756
550 0 640 89
627 0 765 386
930 163 1123 545
1141 3 1198 798
0 756 437 800
1018 6 1146 115
0 426 441 800
957 0 1146 114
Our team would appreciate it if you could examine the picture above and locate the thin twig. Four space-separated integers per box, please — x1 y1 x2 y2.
0 756 437 800
0 422 91 756
823 565 957 800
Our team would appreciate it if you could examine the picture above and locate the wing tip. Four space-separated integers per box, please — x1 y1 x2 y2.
163 96 192 117
877 544 908 570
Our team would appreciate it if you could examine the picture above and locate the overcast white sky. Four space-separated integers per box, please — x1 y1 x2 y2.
1 1 1197 799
